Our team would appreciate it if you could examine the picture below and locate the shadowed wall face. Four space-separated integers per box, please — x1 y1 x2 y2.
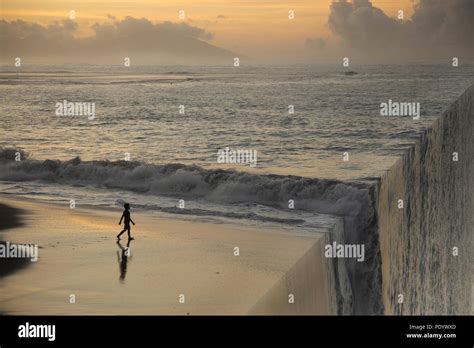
377 86 474 315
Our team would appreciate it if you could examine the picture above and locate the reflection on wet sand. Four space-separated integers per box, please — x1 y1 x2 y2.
117 239 133 282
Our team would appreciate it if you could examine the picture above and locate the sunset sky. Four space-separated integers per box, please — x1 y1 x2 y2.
1 0 472 64
1 0 414 61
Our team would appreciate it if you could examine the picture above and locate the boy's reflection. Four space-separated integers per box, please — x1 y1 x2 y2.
117 239 133 282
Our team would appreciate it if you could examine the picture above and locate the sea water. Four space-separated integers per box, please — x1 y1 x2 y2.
1 63 473 314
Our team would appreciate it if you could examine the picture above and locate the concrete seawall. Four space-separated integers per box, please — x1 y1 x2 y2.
376 85 474 314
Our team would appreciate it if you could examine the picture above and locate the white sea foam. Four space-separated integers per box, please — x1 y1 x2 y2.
1 65 472 314
1 85 471 314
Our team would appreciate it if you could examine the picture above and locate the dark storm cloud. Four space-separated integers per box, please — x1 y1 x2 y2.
410 0 474 47
328 0 404 49
0 17 234 64
324 0 474 59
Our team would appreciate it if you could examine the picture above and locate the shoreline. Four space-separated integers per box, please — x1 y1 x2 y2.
0 196 333 315
1 85 472 315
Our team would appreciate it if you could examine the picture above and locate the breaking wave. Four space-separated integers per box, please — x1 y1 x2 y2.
0 149 374 219
2 79 471 315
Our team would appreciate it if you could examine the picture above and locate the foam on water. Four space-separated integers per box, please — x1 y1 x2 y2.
1 64 473 179
1 64 473 314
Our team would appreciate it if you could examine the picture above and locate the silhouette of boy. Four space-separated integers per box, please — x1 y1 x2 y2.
117 203 135 240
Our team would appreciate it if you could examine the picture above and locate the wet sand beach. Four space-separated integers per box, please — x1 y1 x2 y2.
0 203 31 278
0 196 332 315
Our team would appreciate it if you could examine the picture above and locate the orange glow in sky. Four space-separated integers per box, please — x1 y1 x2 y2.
1 0 415 59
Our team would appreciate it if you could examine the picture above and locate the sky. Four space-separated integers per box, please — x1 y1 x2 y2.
1 0 472 64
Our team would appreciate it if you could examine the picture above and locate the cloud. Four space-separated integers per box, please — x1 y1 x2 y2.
411 0 474 48
0 17 236 64
328 0 404 50
323 0 474 60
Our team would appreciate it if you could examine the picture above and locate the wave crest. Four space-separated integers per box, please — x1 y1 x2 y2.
0 148 373 218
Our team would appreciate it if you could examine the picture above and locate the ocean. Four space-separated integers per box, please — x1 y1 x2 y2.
1 63 472 224
1 63 473 314
1 64 472 175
